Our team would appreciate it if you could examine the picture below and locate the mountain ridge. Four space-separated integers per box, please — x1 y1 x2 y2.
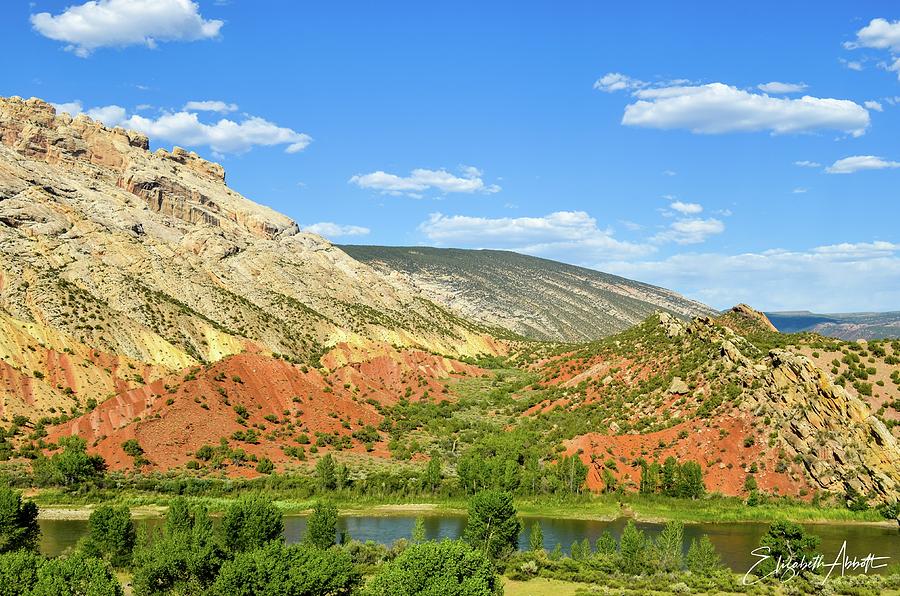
0 95 503 419
339 245 716 343
765 310 900 340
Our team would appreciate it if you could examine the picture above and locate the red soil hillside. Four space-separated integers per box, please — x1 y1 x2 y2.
0 310 178 420
520 309 900 503
564 417 807 498
48 342 482 474
539 346 808 498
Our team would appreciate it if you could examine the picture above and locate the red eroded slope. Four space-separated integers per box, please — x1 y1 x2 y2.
48 343 482 474
564 415 811 498
523 322 815 500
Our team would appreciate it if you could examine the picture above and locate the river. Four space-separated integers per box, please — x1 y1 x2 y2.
39 514 900 574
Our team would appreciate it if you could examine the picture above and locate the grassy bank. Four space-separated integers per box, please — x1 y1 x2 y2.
30 489 891 525
502 576 900 596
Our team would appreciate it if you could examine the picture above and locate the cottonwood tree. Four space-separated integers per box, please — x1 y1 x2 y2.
463 490 521 560
0 486 39 554
219 494 284 554
81 505 136 568
212 542 359 596
305 501 338 550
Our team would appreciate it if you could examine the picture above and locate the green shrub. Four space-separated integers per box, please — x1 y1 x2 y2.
212 542 359 596
364 540 500 596
131 499 224 595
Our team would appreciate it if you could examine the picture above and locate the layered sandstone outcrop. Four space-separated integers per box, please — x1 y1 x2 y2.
0 95 501 417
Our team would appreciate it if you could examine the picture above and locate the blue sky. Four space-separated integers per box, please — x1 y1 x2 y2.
3 1 899 312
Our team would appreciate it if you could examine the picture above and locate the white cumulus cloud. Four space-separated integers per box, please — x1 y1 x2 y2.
669 201 703 215
418 211 654 261
302 222 370 238
601 241 900 311
619 82 870 136
757 81 808 94
825 155 900 174
845 18 900 52
794 160 822 168
350 166 500 196
31 0 223 58
183 100 238 113
846 19 900 80
864 100 883 112
593 73 647 93
50 100 311 155
51 101 85 115
652 217 725 245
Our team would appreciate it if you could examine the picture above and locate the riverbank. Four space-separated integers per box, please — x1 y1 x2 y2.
31 490 895 527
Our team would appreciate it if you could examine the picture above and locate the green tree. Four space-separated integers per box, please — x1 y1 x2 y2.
0 550 42 595
211 542 360 596
81 505 135 568
557 455 588 494
219 494 284 554
464 490 521 560
753 521 820 580
685 535 722 577
305 501 338 550
30 552 122 596
528 521 543 553
618 520 649 576
660 457 678 496
335 464 350 491
595 531 616 557
316 454 337 491
364 540 500 596
601 469 617 493
412 517 426 544
423 454 442 494
131 501 224 596
675 461 705 499
456 452 489 495
744 474 758 493
164 498 196 536
654 520 684 572
0 486 39 553
580 538 591 559
31 437 105 487
639 460 660 494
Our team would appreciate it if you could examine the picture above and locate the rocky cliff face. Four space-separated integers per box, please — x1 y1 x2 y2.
756 350 899 504
659 308 900 504
0 96 501 419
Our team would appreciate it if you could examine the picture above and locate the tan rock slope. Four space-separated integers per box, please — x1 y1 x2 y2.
0 96 501 417
340 245 716 343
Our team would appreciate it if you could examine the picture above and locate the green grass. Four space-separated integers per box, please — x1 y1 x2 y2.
31 489 887 525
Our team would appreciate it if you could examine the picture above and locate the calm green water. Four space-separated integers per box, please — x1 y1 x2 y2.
39 515 900 574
